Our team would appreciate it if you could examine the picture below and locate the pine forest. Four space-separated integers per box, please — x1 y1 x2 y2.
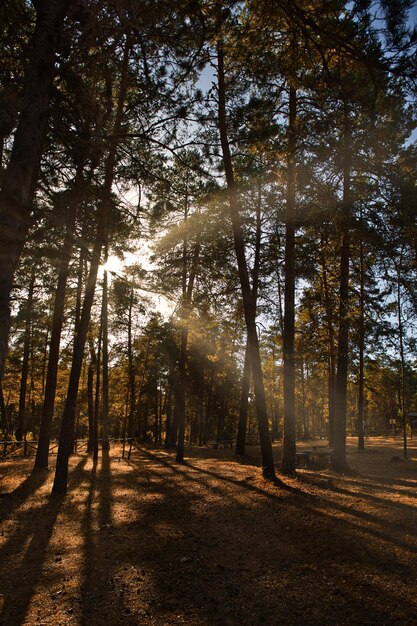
1 2 417 625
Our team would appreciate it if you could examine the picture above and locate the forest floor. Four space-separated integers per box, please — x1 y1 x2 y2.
1 438 417 626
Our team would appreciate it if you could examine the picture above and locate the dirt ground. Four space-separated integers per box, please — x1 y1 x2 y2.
1 438 417 626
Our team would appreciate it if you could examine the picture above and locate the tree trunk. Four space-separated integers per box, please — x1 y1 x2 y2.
176 242 200 463
174 328 188 461
172 183 188 453
235 175 262 455
300 358 309 440
0 384 7 433
40 325 50 398
397 258 407 459
93 318 103 461
127 289 136 445
87 354 95 453
235 338 250 455
153 373 159 444
203 364 214 446
164 376 173 446
0 1 69 380
166 374 179 448
320 242 336 447
101 263 110 451
34 167 84 469
74 233 86 333
281 78 297 476
16 271 35 442
332 103 351 473
357 224 365 451
217 40 275 479
52 41 130 494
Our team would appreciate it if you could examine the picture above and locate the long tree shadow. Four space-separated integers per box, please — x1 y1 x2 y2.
140 449 417 566
80 449 115 626
0 468 49 521
185 454 417 559
138 447 301 498
34 445 416 626
0 493 65 625
110 446 417 625
323 480 417 513
0 455 88 625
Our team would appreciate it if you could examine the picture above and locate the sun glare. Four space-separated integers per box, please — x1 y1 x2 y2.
99 255 124 281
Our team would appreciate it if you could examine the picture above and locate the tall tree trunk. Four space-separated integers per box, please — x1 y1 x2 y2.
176 242 200 463
217 40 275 479
52 41 130 494
174 327 188 460
34 167 84 469
0 1 69 380
101 263 110 451
74 237 86 332
198 372 205 446
332 103 351 472
93 318 103 461
87 352 95 453
133 341 150 443
166 375 179 448
320 242 336 447
40 325 50 398
171 187 189 453
281 78 297 476
29 340 36 436
357 223 365 451
300 358 309 440
235 338 250 455
203 363 214 445
127 290 136 444
154 373 159 444
0 384 7 433
16 271 35 441
164 376 173 446
235 175 262 455
397 258 407 459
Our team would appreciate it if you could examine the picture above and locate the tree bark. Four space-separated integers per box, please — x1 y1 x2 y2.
300 358 309 439
0 1 69 380
101 263 110 451
176 242 200 463
397 258 407 459
93 317 103 461
235 175 262 456
235 338 250 455
332 103 351 472
34 167 84 469
357 220 365 451
16 271 35 442
52 41 130 493
87 351 95 453
164 376 173 446
0 384 7 433
217 40 275 479
281 77 297 476
127 290 136 445
320 243 336 447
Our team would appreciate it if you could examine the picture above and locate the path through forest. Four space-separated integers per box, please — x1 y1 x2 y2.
1 439 417 625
